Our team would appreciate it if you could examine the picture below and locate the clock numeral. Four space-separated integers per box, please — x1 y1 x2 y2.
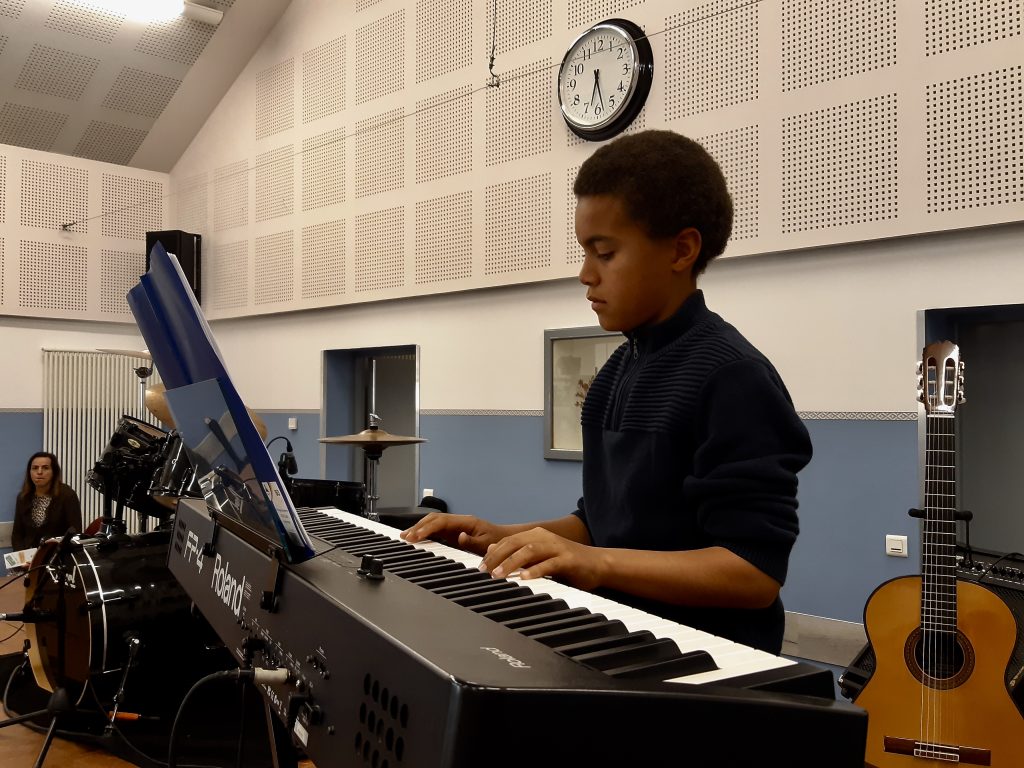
580 47 592 61
573 94 580 106
568 78 576 90
609 94 615 108
573 63 584 75
618 81 626 93
622 62 630 75
617 47 624 59
596 39 605 52
595 104 603 116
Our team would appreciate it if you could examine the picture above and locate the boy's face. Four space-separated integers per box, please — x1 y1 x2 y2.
576 194 695 332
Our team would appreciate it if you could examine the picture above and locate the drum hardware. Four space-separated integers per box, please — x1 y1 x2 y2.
0 534 79 768
319 359 426 523
104 634 140 730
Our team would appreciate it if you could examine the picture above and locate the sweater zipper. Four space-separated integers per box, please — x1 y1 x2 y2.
609 337 640 429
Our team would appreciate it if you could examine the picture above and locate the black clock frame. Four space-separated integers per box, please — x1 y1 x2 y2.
557 18 654 142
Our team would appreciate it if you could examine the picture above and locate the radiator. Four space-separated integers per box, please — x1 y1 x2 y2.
42 350 163 534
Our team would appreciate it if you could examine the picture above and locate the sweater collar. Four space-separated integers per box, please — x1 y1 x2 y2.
626 289 708 355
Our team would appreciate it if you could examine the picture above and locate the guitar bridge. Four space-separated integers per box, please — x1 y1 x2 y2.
884 736 991 765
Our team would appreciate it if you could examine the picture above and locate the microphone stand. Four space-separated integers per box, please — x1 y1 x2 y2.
0 533 77 768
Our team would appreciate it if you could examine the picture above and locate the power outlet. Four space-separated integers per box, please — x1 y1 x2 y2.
422 488 435 499
885 534 908 557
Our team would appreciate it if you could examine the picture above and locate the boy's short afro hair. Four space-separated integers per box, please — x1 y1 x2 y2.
573 130 733 276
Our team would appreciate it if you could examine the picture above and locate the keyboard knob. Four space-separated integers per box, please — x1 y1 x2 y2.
358 555 385 581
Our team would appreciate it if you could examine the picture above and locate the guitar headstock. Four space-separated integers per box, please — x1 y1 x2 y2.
917 341 965 415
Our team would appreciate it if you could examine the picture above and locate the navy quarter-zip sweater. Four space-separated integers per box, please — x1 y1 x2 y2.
574 290 812 653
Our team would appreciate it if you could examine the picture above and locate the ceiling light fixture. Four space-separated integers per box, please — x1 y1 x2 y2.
182 1 224 26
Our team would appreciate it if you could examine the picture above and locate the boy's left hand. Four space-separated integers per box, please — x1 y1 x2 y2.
479 527 606 591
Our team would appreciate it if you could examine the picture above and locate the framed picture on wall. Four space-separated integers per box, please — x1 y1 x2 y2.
544 326 623 460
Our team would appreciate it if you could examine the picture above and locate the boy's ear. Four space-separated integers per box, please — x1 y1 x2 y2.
671 228 702 274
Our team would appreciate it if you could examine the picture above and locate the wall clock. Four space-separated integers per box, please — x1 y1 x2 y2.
556 18 654 142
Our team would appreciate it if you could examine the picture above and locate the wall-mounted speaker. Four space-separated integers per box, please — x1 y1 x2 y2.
146 230 202 305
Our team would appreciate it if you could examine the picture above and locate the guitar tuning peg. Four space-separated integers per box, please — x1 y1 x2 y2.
916 362 923 374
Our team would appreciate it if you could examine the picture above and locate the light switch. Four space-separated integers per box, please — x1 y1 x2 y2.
885 534 908 557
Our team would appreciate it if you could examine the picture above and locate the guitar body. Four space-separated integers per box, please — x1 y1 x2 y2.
857 575 1023 767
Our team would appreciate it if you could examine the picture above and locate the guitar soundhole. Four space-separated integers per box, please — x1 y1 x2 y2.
904 628 976 690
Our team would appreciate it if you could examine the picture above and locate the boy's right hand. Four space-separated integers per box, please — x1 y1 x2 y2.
400 513 507 555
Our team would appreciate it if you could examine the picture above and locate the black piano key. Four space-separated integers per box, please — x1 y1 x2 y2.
471 594 550 616
501 607 593 631
387 559 456 577
349 541 411 556
517 612 609 637
433 579 513 600
572 638 684 673
494 601 579 629
374 550 435 566
451 585 531 607
415 570 492 591
400 563 465 582
528 619 629 649
480 598 569 624
404 564 467 584
604 650 718 681
553 630 655 657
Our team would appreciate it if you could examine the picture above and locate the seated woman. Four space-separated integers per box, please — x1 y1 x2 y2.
12 452 83 551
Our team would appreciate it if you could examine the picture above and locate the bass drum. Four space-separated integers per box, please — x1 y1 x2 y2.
25 529 216 706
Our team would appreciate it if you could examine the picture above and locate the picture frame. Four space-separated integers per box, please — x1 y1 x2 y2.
544 326 623 460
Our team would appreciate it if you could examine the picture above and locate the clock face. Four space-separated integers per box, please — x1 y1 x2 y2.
557 19 653 141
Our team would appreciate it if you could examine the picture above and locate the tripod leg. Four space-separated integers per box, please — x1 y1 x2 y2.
32 713 60 768
262 698 297 768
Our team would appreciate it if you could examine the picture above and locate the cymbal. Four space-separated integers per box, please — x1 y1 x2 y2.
144 383 269 440
320 428 426 448
97 348 152 360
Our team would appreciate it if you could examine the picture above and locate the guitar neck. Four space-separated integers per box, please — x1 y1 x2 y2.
922 412 958 636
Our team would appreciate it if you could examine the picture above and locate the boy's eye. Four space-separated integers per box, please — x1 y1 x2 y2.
596 251 614 260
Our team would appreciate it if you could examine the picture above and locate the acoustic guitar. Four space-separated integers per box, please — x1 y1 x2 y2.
856 341 1024 766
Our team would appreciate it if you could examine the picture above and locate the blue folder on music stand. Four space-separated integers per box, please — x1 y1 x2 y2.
127 242 314 562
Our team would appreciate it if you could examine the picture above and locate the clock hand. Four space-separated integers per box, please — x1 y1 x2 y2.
594 69 604 111
590 69 599 112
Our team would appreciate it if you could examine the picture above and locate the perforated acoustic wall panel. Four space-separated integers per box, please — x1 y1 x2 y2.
782 94 899 233
255 230 295 305
485 59 553 166
355 109 405 199
485 174 552 275
354 11 405 106
416 0 472 83
303 129 345 211
21 159 88 233
354 207 404 293
255 145 295 222
415 86 472 183
15 43 99 101
19 240 87 311
74 121 148 166
666 0 759 118
303 36 346 124
256 59 295 141
700 125 760 241
136 16 215 66
0 145 167 321
302 220 345 299
214 160 249 232
0 237 4 305
100 249 144 315
101 174 164 240
45 0 122 43
208 239 248 311
101 67 182 119
415 192 471 284
926 65 1023 213
163 0 1024 320
176 172 208 235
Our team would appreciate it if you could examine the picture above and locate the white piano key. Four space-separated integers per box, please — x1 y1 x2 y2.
308 508 795 684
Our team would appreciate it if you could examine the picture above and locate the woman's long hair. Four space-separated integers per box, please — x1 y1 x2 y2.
19 452 63 499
